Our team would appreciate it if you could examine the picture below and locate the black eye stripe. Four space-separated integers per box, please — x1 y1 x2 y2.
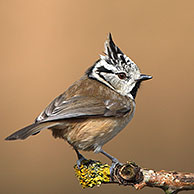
97 67 130 80
97 66 114 74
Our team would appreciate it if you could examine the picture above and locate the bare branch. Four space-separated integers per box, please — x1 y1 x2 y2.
74 159 194 193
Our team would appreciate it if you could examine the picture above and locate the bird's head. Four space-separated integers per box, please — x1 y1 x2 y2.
87 33 152 99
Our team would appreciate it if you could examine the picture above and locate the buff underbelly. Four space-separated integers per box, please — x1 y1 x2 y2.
50 115 131 152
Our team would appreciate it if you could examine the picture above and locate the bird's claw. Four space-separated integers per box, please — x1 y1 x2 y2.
109 160 122 177
76 156 86 169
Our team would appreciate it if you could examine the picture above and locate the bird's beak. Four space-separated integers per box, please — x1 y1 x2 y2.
136 74 152 81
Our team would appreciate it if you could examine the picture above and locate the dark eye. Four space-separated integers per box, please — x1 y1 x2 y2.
117 72 127 79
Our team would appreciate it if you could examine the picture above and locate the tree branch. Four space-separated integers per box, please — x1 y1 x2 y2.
74 159 194 193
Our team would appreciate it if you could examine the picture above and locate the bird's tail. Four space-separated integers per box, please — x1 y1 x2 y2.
5 122 59 141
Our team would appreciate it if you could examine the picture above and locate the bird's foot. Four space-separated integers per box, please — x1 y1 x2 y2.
76 156 86 169
98 149 122 177
109 158 122 177
74 149 87 169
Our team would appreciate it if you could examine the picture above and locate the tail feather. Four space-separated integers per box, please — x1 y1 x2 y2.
5 122 59 141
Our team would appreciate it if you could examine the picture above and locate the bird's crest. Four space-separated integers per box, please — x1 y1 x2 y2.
101 33 139 73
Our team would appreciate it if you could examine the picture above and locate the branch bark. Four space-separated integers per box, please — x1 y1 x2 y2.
74 159 194 193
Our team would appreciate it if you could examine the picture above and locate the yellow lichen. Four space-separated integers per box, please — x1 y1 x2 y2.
74 159 111 188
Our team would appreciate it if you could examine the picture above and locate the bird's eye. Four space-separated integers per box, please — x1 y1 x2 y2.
117 72 127 79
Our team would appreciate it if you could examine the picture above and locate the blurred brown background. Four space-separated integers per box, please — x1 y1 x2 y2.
0 0 194 193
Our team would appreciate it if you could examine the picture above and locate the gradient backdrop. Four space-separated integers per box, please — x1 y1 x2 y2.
0 1 194 194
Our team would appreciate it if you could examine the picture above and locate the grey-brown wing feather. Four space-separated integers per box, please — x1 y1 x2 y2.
5 95 132 141
36 95 131 123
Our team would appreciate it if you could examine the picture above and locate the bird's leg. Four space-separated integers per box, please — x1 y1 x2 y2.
99 149 119 163
99 149 122 175
74 149 86 168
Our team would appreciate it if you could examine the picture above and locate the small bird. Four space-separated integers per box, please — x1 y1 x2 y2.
5 33 152 169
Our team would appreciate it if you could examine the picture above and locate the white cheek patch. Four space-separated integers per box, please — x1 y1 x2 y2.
91 62 116 91
93 71 116 91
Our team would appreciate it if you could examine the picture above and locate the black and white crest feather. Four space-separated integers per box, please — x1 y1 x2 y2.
102 33 139 73
104 33 124 63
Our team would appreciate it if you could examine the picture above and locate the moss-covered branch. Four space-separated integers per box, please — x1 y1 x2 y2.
74 159 194 194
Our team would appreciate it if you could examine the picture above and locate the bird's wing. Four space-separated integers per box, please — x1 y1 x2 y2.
36 95 132 123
